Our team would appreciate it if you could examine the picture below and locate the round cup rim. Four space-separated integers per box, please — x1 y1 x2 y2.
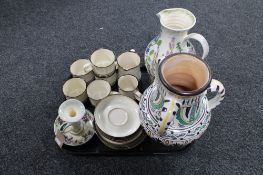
90 49 116 68
62 78 87 98
158 53 212 96
118 74 138 92
86 80 111 100
117 52 140 70
70 59 92 76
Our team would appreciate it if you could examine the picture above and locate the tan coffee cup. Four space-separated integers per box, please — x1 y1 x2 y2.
118 75 141 101
70 59 94 84
62 78 88 102
90 49 116 77
117 50 141 81
87 80 117 106
95 71 117 86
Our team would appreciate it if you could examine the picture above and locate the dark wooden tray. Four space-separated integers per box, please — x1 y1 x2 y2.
60 66 193 155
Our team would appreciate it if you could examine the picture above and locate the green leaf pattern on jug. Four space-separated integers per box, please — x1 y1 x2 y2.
176 42 183 53
150 89 163 110
145 35 162 73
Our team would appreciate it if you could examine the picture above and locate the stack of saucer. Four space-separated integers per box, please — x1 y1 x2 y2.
94 95 146 150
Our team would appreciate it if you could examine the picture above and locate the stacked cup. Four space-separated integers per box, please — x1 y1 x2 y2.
59 48 146 149
90 49 117 86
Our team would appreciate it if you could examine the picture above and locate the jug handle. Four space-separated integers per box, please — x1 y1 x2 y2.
183 33 209 59
158 96 182 135
207 79 225 111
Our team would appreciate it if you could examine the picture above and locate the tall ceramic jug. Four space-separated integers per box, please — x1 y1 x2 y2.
144 8 209 79
139 53 225 146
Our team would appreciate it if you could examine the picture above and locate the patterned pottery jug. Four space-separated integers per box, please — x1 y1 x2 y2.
144 8 209 79
139 53 225 146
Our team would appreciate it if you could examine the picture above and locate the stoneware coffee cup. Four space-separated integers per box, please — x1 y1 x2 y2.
118 75 141 101
63 78 88 102
117 49 141 81
95 71 117 86
70 59 94 84
90 48 116 77
86 80 117 106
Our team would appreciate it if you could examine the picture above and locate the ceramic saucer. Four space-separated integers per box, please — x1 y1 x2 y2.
54 110 95 146
94 95 140 138
95 123 146 150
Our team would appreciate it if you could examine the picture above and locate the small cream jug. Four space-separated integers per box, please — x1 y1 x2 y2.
144 8 209 79
139 53 225 146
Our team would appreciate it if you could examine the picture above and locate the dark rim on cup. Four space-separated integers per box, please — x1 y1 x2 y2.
118 74 138 92
158 53 212 96
117 52 140 70
90 48 116 68
93 69 116 78
87 80 111 101
63 78 87 98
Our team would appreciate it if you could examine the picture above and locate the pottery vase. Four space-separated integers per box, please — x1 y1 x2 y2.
139 53 225 146
144 8 209 79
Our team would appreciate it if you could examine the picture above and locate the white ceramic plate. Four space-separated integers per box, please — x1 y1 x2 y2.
94 95 140 137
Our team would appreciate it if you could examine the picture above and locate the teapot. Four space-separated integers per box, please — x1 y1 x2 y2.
139 53 225 146
144 8 209 79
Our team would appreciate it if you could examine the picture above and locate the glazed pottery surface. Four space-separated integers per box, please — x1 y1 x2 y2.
118 75 141 101
139 53 225 146
117 50 141 80
94 95 140 138
54 110 95 146
62 78 88 102
144 8 209 78
86 80 112 106
95 71 117 86
95 123 146 150
91 48 116 76
70 59 95 84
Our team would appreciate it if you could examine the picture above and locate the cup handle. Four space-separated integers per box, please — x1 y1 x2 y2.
115 61 118 70
158 96 182 135
133 89 142 101
83 62 93 73
129 49 136 53
110 91 119 95
207 79 225 111
183 33 209 59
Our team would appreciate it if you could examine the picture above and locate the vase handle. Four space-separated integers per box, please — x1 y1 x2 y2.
183 33 209 59
158 96 182 135
207 79 225 111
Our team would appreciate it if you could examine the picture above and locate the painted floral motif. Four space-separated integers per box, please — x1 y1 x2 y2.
176 42 183 53
145 35 162 75
166 37 176 56
54 110 95 146
139 83 211 146
144 27 196 78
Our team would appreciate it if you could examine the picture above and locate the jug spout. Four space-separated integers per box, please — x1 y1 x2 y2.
156 8 196 31
156 9 169 19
